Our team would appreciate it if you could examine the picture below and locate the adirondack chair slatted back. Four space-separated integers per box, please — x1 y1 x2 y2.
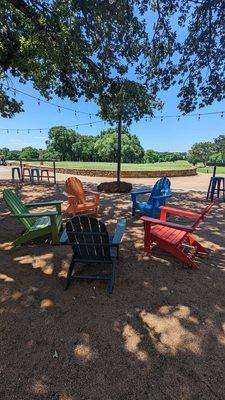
66 216 111 261
3 189 35 229
147 177 171 204
66 177 86 204
192 202 214 229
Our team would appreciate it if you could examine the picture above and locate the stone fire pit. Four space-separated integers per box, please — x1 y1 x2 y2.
97 181 132 193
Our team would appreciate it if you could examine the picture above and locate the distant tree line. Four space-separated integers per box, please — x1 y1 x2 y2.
2 126 224 166
0 126 187 164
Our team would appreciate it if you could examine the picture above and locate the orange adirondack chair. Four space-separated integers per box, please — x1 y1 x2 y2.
141 202 214 268
65 177 100 216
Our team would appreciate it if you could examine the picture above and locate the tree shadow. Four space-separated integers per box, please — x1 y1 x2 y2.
1 180 225 399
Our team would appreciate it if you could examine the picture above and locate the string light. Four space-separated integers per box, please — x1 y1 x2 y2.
3 84 97 116
145 110 225 120
4 84 225 122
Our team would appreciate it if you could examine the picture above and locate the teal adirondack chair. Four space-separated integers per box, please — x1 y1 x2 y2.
3 189 63 246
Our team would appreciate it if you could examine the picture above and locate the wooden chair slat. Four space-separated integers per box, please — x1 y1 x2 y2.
3 189 62 246
64 216 126 293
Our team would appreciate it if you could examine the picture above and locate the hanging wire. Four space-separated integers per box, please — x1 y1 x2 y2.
3 84 98 116
0 120 104 134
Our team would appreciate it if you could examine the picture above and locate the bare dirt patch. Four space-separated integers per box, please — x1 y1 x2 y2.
0 180 225 400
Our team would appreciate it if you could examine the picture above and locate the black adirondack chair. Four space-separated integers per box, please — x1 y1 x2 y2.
60 216 126 294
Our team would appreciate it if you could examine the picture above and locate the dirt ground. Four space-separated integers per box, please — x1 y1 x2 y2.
0 180 225 400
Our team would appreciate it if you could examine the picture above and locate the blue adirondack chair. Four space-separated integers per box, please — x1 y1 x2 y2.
131 177 171 217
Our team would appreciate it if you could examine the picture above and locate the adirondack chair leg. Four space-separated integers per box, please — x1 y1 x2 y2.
64 257 75 290
117 246 119 259
143 222 153 252
12 229 46 246
56 203 62 214
186 234 208 253
108 259 116 294
132 206 136 216
50 215 59 244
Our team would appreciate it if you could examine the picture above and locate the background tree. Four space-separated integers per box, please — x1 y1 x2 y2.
1 1 224 188
187 142 215 166
1 1 224 118
144 149 159 163
20 146 39 159
8 150 20 159
72 136 98 162
47 127 79 161
214 135 225 161
94 127 144 163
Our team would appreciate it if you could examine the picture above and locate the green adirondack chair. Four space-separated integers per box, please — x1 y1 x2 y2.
3 189 63 246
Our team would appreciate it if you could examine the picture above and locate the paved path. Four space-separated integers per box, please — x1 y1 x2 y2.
0 166 218 192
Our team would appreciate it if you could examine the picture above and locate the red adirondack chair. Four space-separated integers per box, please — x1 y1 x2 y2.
141 202 214 268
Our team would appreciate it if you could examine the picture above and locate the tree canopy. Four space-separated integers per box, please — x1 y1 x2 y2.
187 142 215 166
45 126 144 163
1 1 224 121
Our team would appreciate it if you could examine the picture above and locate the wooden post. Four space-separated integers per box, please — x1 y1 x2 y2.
117 115 122 188
20 159 23 182
53 160 56 184
39 149 43 165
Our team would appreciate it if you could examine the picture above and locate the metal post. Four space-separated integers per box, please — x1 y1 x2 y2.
117 115 122 187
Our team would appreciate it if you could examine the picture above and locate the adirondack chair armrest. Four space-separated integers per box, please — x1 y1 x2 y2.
151 194 172 200
85 191 100 197
64 194 78 204
112 218 126 245
26 200 63 208
160 206 201 219
12 211 59 218
85 191 100 203
131 190 152 199
140 216 193 232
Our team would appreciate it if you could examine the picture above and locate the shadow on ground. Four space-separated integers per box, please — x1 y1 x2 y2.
0 180 225 400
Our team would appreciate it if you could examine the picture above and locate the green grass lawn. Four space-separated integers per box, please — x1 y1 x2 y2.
37 160 193 171
27 160 225 173
197 165 225 174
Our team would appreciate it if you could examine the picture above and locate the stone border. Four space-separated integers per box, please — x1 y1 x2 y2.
10 162 197 178
48 166 197 178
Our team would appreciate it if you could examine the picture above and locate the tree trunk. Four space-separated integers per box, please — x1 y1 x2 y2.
117 115 122 187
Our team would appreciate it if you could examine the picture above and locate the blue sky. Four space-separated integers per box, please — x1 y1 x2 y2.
0 78 224 152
